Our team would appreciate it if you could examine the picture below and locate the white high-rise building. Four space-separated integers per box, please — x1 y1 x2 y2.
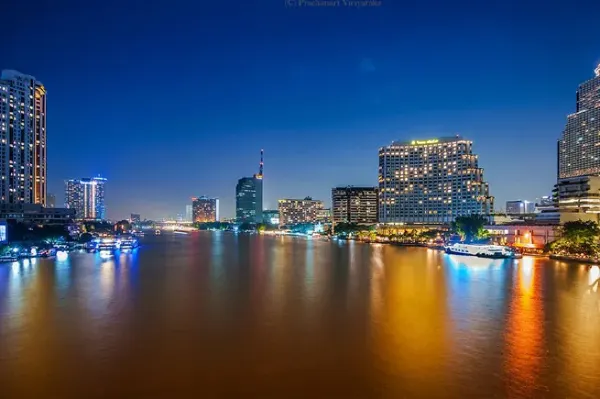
0 70 47 205
378 136 494 224
65 177 107 220
559 63 600 178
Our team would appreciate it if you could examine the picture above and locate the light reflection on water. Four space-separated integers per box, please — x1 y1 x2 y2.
0 235 599 397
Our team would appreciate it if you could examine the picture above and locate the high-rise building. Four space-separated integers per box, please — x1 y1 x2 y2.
505 200 535 215
47 193 56 208
278 197 324 226
378 136 494 224
192 196 219 223
332 186 378 224
185 204 193 222
65 177 107 220
559 63 600 179
235 150 263 223
0 70 47 205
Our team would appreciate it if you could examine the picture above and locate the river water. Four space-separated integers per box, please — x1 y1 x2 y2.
1 233 600 398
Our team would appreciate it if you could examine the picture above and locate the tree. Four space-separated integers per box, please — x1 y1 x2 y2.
550 220 600 256
114 220 131 234
452 215 489 243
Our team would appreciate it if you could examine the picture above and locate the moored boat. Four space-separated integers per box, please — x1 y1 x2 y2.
445 243 521 259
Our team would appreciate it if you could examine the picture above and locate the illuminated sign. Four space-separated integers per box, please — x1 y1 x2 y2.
410 139 439 145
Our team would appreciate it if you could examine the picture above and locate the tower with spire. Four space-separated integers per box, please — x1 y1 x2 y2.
236 149 264 224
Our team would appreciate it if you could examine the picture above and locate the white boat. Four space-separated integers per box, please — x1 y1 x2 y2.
444 243 521 259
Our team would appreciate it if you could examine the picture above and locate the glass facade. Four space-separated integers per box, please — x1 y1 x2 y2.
378 137 493 224
65 177 107 220
236 176 262 223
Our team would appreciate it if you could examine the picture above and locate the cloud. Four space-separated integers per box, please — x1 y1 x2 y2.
359 58 376 73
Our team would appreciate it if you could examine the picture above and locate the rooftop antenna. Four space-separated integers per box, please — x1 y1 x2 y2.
257 149 264 179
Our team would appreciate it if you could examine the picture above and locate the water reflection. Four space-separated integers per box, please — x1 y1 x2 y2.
0 237 600 397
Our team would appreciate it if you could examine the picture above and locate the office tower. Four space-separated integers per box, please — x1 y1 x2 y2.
130 214 141 223
65 176 107 220
192 196 219 223
235 150 263 223
185 204 193 222
47 193 56 208
555 63 600 222
278 197 325 226
332 186 378 224
559 63 600 179
0 70 47 205
378 137 494 224
505 200 535 215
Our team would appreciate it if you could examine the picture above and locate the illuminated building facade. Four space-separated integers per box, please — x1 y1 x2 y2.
559 64 600 179
262 209 280 225
556 176 600 223
65 177 107 220
0 70 47 205
235 150 264 223
379 136 494 224
332 186 378 224
506 200 535 215
192 196 219 223
278 197 324 226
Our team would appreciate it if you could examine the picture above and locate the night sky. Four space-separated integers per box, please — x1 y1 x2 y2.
2 0 599 220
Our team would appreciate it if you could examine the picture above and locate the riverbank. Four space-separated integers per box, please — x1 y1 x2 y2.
549 254 599 264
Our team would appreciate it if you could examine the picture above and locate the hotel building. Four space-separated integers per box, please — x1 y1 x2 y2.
278 197 324 226
557 63 600 223
192 196 219 223
332 186 378 224
0 70 47 205
65 177 107 220
378 136 494 224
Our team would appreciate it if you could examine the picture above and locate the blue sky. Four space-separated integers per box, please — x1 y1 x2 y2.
2 0 599 219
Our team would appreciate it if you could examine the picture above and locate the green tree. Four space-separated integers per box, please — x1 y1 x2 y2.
452 215 489 243
550 220 600 256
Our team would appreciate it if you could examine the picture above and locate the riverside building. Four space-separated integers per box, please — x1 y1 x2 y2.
378 136 494 224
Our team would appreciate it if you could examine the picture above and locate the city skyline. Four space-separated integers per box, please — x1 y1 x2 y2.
3 1 599 220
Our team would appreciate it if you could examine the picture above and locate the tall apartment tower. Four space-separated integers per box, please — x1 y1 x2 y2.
332 186 378 224
235 150 263 223
378 136 494 224
0 70 47 205
559 63 600 179
65 177 107 220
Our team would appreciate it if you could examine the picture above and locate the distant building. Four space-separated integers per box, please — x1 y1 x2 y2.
278 197 324 226
235 150 264 223
505 200 535 215
262 209 280 225
47 193 56 208
185 204 193 222
192 196 219 223
0 70 47 206
332 186 378 224
534 195 559 224
317 208 331 223
130 214 141 223
65 177 107 220
0 204 75 224
378 136 494 224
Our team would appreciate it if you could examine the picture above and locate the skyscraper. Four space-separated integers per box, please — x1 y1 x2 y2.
556 63 600 223
559 63 600 178
0 70 47 205
192 196 219 223
235 150 263 223
332 186 378 224
185 204 193 222
65 177 107 220
379 137 493 224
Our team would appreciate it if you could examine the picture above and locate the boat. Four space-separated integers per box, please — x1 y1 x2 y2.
444 243 521 259
155 229 161 235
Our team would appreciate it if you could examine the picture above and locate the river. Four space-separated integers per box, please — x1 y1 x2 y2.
1 232 599 397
